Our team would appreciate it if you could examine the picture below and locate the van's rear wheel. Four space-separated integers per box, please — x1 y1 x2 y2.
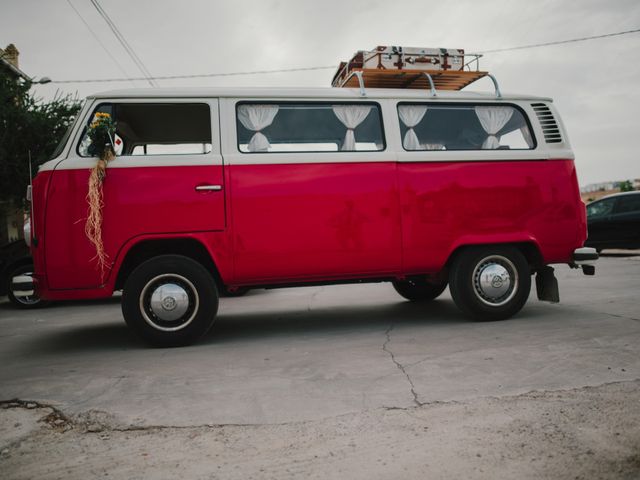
449 246 531 321
122 255 218 347
392 277 447 302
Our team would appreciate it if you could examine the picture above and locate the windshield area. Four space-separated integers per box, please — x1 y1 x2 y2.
46 100 85 163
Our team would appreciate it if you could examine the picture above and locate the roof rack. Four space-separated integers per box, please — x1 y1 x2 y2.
331 47 502 98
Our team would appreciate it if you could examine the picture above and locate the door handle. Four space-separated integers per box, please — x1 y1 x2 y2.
195 184 223 192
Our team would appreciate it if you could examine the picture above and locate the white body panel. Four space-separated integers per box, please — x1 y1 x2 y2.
37 87 573 172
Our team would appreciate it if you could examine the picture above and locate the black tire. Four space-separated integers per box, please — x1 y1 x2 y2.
219 286 250 297
448 246 531 321
122 255 218 347
392 277 447 302
7 263 46 309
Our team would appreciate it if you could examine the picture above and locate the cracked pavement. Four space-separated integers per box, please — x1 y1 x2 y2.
1 253 639 478
383 322 423 407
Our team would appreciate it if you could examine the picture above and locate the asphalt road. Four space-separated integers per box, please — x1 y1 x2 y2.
1 253 639 479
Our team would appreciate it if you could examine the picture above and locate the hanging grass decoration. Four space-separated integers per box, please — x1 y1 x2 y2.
85 112 116 281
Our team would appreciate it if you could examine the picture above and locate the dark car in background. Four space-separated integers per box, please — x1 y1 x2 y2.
0 240 43 308
585 191 640 252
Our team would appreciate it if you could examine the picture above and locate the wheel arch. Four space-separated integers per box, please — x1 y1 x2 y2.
446 241 544 272
114 237 224 291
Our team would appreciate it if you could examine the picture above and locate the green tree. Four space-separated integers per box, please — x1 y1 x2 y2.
619 180 635 192
0 75 81 207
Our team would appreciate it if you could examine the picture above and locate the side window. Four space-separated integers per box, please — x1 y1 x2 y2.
236 102 385 153
397 103 535 151
587 198 616 218
614 195 640 214
78 103 212 157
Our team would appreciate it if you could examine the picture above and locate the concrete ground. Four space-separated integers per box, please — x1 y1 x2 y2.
0 253 639 479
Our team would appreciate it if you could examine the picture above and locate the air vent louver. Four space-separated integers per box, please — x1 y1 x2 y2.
531 103 562 143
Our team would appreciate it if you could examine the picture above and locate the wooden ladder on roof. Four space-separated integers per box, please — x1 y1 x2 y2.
331 48 502 97
336 69 488 91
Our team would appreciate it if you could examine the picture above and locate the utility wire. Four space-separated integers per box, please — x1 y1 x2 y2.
479 27 640 53
65 0 135 86
51 65 336 84
50 27 640 84
89 0 157 86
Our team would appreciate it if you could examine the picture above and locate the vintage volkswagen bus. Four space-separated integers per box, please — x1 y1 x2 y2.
27 85 597 346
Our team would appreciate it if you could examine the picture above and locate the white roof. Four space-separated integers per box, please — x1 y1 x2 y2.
88 86 552 102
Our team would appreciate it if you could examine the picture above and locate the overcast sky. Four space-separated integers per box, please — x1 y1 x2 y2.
2 0 639 186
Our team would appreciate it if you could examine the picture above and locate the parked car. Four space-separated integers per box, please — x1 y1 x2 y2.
586 191 640 252
0 240 43 308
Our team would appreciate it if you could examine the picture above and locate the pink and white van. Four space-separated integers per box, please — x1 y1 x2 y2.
27 85 597 346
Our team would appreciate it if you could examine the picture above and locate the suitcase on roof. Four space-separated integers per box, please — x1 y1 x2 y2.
331 45 487 91
362 46 465 72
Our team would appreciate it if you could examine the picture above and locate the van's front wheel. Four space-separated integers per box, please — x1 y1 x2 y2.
122 255 218 347
449 246 531 321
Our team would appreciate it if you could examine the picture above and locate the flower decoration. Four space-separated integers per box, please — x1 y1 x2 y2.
85 111 117 280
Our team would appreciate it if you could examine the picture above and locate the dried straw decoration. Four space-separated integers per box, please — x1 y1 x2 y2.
84 112 116 281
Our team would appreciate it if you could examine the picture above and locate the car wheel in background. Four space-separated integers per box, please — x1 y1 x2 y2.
392 277 447 302
219 286 250 297
7 263 45 309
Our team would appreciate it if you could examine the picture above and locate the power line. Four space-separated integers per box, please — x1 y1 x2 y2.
479 28 640 53
50 27 640 85
65 0 135 86
89 0 157 86
89 0 155 86
51 65 336 84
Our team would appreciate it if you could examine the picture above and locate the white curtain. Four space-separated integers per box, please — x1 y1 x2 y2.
398 105 428 150
332 105 372 151
475 106 514 149
520 125 534 148
237 104 279 152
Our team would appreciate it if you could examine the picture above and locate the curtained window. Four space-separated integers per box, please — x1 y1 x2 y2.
236 102 385 153
397 103 535 151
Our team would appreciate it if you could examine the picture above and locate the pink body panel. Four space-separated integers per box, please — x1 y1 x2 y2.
43 165 225 290
228 162 402 283
32 157 587 300
397 159 585 273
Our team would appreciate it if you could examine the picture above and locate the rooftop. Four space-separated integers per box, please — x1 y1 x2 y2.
88 86 553 102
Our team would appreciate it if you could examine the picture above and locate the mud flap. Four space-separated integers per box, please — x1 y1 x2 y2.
536 266 559 303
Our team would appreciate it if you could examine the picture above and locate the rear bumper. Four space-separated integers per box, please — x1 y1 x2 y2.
572 247 598 275
573 247 599 265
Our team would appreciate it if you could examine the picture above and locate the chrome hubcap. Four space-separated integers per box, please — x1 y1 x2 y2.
472 256 518 307
140 274 198 332
150 283 189 321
